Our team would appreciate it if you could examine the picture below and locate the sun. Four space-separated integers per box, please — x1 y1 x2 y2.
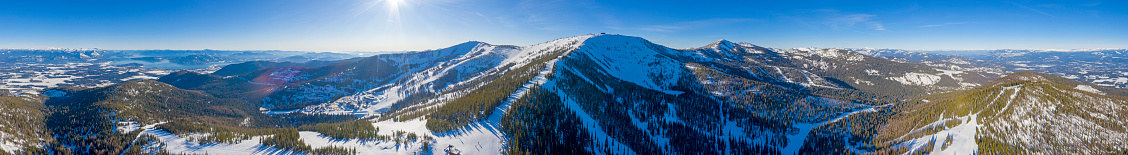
382 0 404 23
387 0 405 8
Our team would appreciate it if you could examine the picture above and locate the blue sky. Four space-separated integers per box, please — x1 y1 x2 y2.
0 0 1124 51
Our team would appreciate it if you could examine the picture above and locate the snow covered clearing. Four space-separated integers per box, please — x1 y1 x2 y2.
0 135 22 154
781 103 880 154
1074 85 1105 95
889 72 942 86
897 115 979 155
141 130 295 155
896 86 1024 155
117 121 141 133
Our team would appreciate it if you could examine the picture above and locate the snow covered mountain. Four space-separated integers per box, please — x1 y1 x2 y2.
2 34 1124 155
848 48 1010 77
151 34 1010 154
870 71 1128 154
853 48 1128 89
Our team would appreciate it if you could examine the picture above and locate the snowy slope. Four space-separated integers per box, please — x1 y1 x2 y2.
882 72 1128 154
138 34 890 154
298 35 594 116
125 34 1113 155
140 35 596 155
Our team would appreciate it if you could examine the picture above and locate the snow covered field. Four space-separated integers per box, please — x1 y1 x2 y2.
0 62 170 95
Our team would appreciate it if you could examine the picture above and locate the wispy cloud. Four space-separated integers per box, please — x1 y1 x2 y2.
638 18 755 33
1009 1 1054 17
873 23 885 30
919 22 972 28
783 9 885 31
825 13 885 31
511 0 574 30
594 14 623 30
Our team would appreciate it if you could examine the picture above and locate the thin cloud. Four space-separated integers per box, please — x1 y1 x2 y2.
594 14 623 30
825 13 885 31
919 22 972 28
1009 1 1054 17
639 18 755 33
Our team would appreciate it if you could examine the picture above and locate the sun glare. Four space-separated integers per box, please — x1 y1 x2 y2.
388 0 403 7
389 0 404 5
384 0 403 22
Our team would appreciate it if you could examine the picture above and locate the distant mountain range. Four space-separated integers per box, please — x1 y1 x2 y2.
0 35 1124 154
0 48 378 96
852 48 1128 88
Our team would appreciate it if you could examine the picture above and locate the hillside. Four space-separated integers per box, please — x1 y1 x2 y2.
138 34 905 154
856 48 1128 89
1 79 368 155
869 71 1128 154
227 34 1011 154
6 34 1121 154
0 96 47 154
210 60 348 76
38 81 256 154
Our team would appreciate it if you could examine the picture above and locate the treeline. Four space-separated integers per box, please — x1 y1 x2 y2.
259 128 357 155
297 120 385 140
32 80 370 154
121 134 173 155
500 86 592 154
545 53 718 154
501 47 910 155
157 120 256 144
426 47 568 132
156 120 361 155
0 96 49 155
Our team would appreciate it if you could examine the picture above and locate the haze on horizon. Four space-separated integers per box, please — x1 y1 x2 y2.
1 0 1125 52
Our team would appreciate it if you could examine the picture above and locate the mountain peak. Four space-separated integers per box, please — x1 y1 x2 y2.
458 41 488 46
986 71 1057 86
712 39 733 45
573 34 656 49
705 39 735 49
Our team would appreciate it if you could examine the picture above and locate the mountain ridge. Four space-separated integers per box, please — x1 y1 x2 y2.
2 34 1126 154
870 71 1128 154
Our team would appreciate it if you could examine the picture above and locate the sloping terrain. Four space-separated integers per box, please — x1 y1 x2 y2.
3 34 1123 155
39 81 262 154
0 96 47 154
5 80 363 155
141 34 912 154
849 48 1011 78
870 72 1128 154
856 48 1128 89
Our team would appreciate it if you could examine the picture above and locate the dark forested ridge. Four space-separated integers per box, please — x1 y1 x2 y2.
210 60 349 76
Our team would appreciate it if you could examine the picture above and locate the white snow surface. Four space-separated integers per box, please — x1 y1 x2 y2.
117 121 141 133
290 35 596 116
243 35 587 155
896 86 1022 155
889 72 942 86
781 103 880 154
1074 85 1105 95
143 130 296 155
898 115 980 155
572 35 685 94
